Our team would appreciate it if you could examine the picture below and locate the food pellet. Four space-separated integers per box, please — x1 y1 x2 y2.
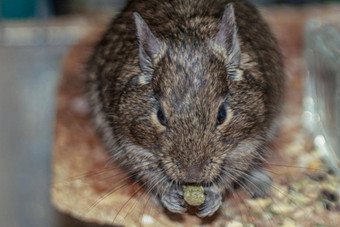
183 185 205 206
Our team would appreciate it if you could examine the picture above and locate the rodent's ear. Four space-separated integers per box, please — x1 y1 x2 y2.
212 4 240 73
133 12 165 75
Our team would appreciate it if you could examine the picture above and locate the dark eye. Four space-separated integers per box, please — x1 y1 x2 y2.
216 104 227 126
157 107 167 126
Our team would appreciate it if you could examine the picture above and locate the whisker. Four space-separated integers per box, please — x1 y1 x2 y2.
221 168 276 226
229 160 286 177
54 167 119 186
112 172 164 224
55 158 159 187
85 181 128 216
218 173 249 224
231 167 324 225
110 159 174 224
125 174 166 220
263 162 328 172
85 171 141 215
137 176 168 226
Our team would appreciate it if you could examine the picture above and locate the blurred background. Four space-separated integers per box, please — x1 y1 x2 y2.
0 0 339 226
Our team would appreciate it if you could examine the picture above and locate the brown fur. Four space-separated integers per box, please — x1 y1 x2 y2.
86 0 284 217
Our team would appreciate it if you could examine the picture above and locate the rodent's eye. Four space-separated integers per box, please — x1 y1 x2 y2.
157 106 167 126
216 104 227 126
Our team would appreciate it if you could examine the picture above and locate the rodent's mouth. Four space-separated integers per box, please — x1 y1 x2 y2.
182 183 202 186
179 180 215 188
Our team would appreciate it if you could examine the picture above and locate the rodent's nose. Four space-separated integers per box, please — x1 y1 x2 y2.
183 165 203 184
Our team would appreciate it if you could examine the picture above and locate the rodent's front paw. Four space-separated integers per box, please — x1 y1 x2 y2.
197 187 222 218
161 185 187 214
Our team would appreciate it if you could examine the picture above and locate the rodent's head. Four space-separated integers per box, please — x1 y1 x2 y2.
116 6 268 187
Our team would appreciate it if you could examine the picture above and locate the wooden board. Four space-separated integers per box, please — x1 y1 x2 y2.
52 6 340 226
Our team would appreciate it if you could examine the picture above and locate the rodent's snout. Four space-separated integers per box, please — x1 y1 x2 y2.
182 164 204 184
163 157 218 185
163 158 207 184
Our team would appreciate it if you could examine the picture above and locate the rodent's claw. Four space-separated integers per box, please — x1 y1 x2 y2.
161 186 187 214
197 188 222 218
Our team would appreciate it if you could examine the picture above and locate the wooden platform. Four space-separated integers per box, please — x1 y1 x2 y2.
52 6 340 226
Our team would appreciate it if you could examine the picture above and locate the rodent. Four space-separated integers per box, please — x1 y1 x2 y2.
86 0 284 218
